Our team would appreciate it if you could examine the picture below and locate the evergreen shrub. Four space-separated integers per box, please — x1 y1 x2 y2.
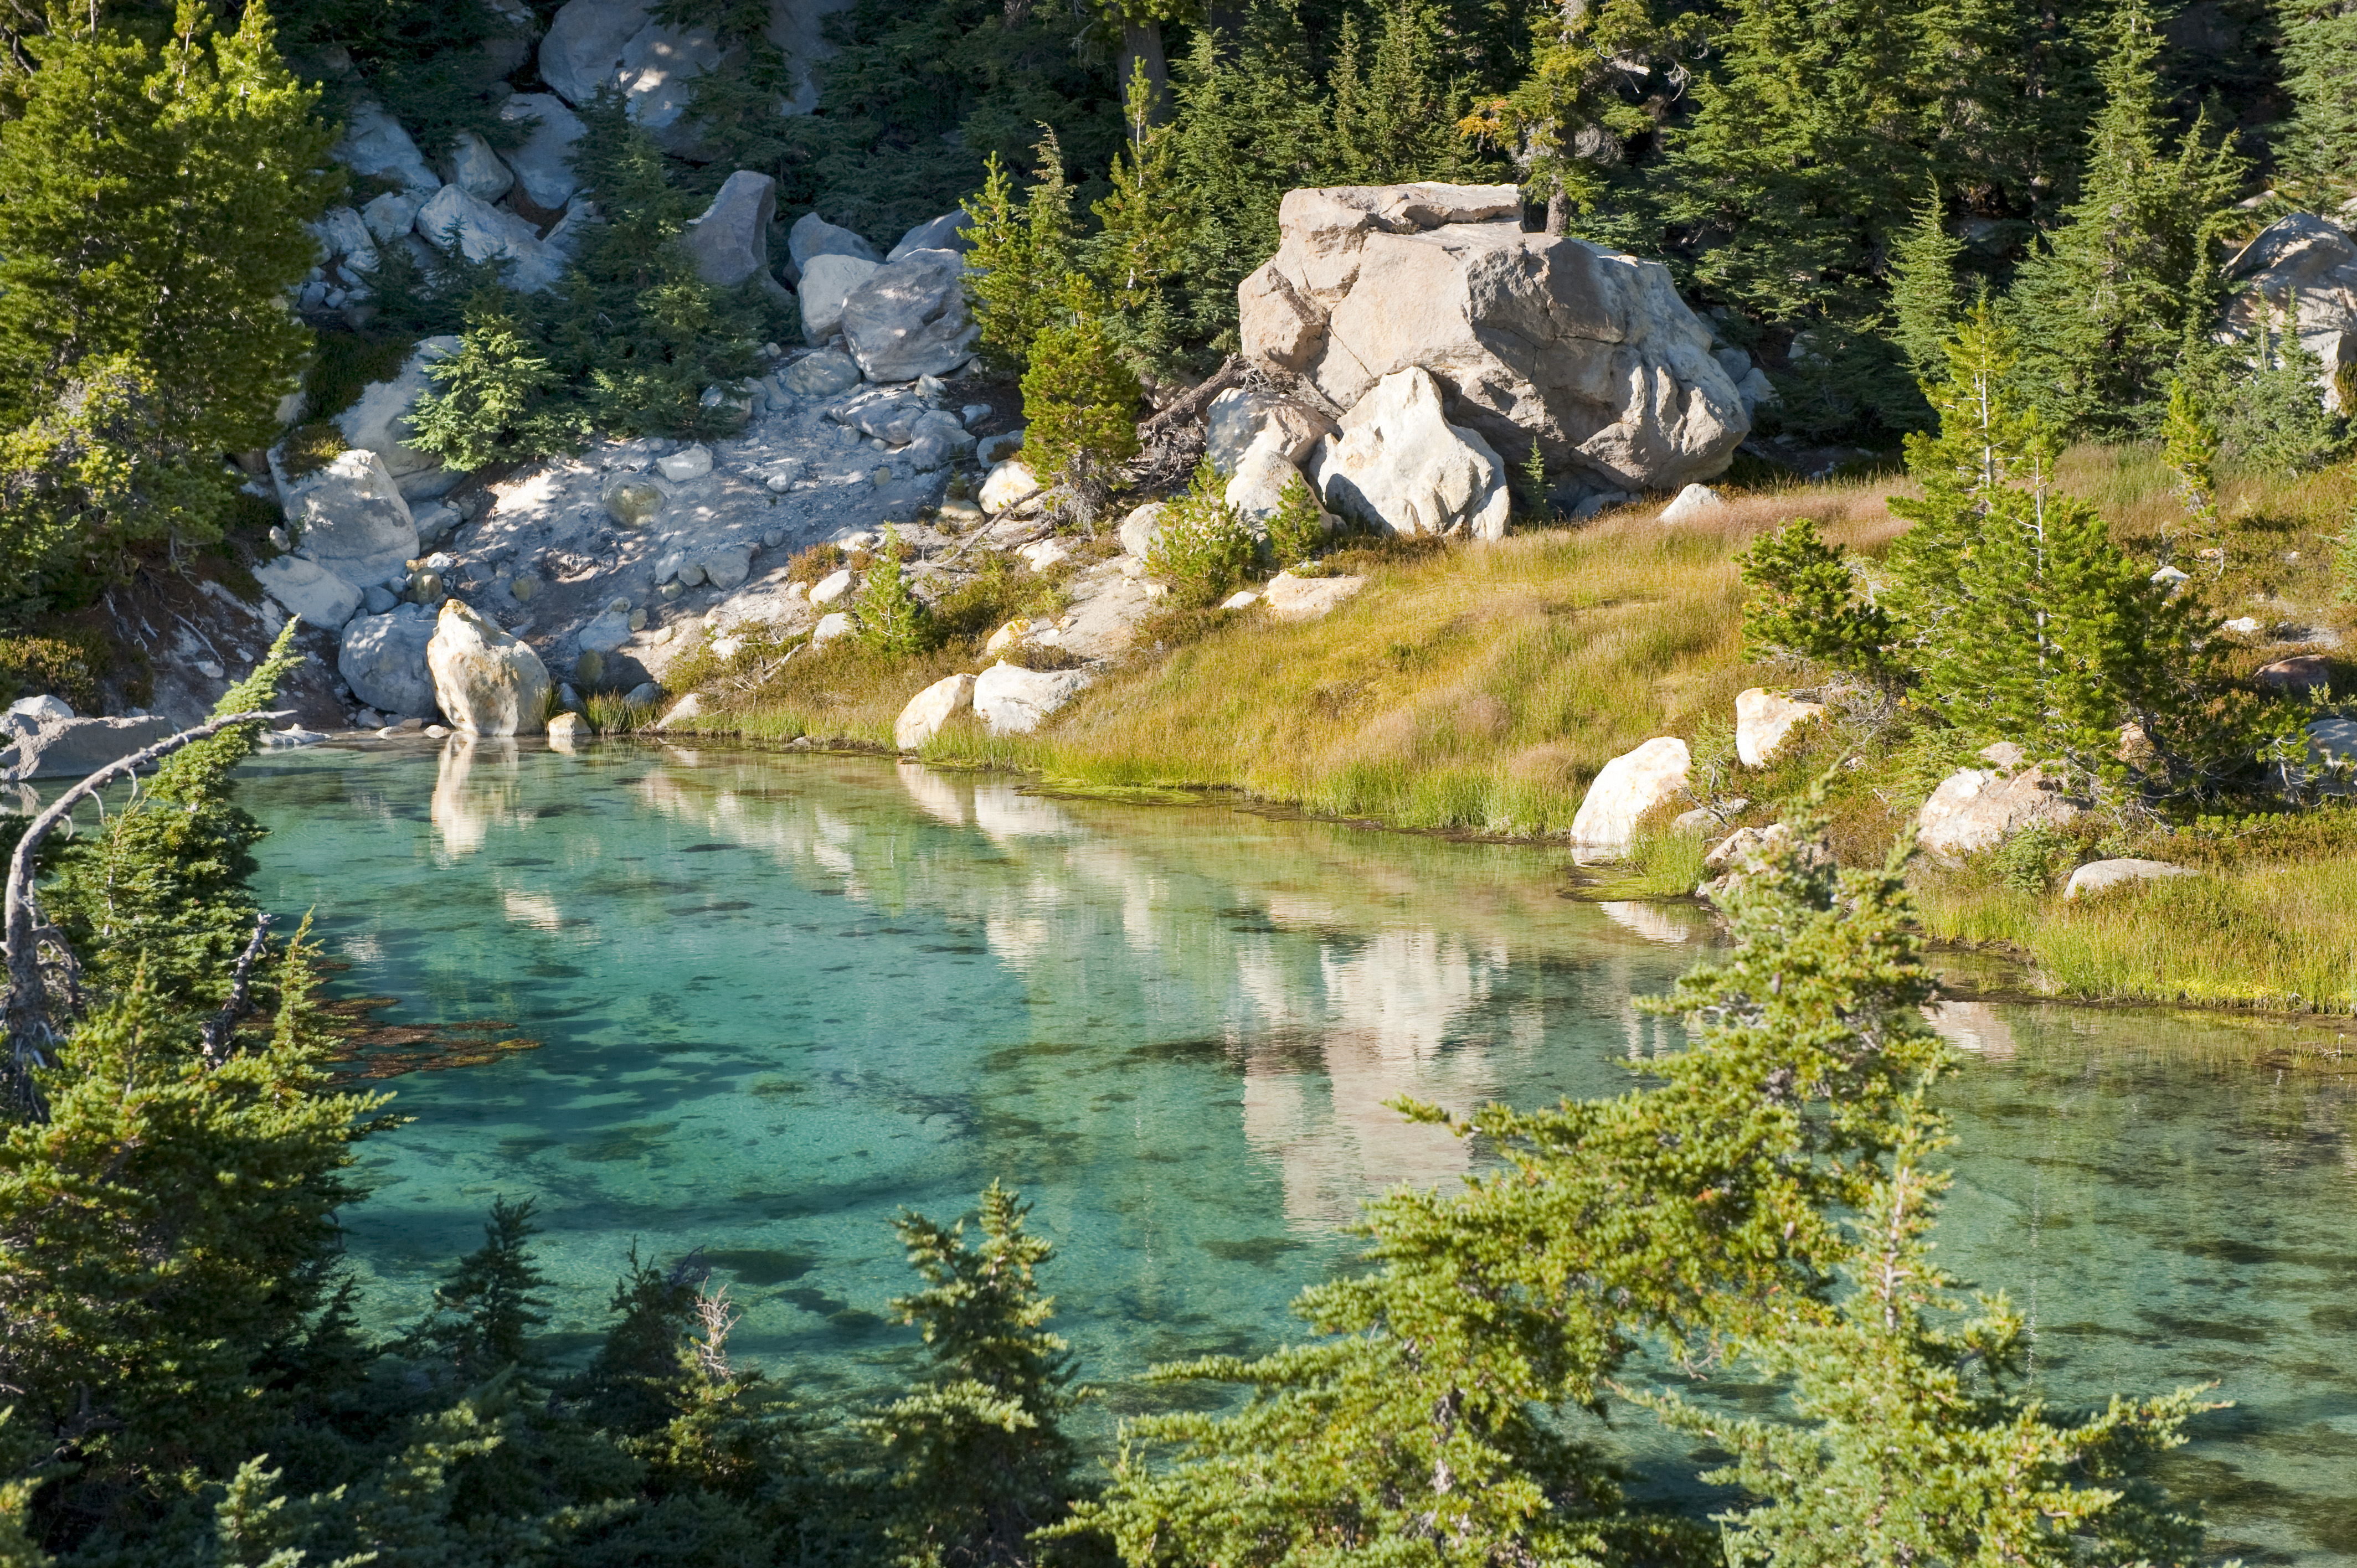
1146 460 1256 608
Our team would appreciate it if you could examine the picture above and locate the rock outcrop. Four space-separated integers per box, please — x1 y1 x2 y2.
333 336 461 499
685 171 781 290
840 250 979 383
1207 388 1333 473
340 604 441 718
1 715 177 783
788 212 880 272
253 555 364 631
972 661 1090 735
2063 859 2195 900
333 102 440 194
1916 746 2081 862
1735 687 1825 767
1306 367 1511 540
276 450 420 587
894 672 976 749
428 600 552 735
2221 213 2357 412
1571 736 1691 851
799 253 880 343
499 93 587 210
1240 182 1748 496
888 209 972 261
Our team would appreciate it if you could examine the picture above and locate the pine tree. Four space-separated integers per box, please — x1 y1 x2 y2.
2006 1 2243 436
1457 0 1659 231
873 1181 1081 1568
1644 840 2216 1567
1886 191 1965 383
1017 276 1142 519
2219 303 2352 474
0 1 333 457
857 529 939 656
1329 0 1488 185
1886 303 2215 788
964 137 1078 375
1161 11 1326 352
2158 376 2222 559
1087 70 1190 372
2277 0 2357 208
1736 518 1896 679
409 306 590 470
400 1198 554 1382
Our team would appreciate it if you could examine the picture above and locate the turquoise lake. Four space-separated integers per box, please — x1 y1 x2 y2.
237 739 2357 1563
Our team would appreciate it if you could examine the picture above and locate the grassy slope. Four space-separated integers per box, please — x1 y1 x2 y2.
663 446 2357 1010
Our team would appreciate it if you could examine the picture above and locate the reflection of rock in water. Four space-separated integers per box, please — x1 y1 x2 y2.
1239 929 1507 1227
971 780 1075 842
1596 899 1704 945
1924 1000 2018 1059
896 761 966 826
431 736 523 859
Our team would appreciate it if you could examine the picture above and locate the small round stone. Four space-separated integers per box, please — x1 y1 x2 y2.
604 479 665 527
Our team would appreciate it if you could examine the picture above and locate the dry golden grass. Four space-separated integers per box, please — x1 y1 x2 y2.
919 483 1903 833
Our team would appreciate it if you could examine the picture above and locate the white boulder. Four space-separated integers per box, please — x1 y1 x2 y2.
1735 687 1826 767
2220 213 2357 412
1116 502 1165 559
1916 749 2081 862
1571 736 1692 851
1658 483 1725 524
278 449 419 586
809 568 856 606
333 334 461 489
1239 181 1747 494
4 695 73 727
980 460 1041 514
427 600 552 736
334 102 439 194
339 604 441 718
2063 859 2196 900
445 131 516 202
888 209 974 261
840 250 979 383
1206 388 1334 473
894 672 977 750
1307 367 1511 540
657 443 713 480
1261 571 1365 621
498 94 587 210
810 610 855 647
972 661 1092 736
1223 436 1308 534
799 252 881 343
254 555 364 631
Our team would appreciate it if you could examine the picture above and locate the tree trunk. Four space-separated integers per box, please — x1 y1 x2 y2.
1118 17 1171 128
1546 185 1569 236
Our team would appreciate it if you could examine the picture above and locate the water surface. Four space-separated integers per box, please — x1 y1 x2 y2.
241 740 2357 1562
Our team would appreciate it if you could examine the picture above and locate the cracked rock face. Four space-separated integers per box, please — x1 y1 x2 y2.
1239 182 1748 496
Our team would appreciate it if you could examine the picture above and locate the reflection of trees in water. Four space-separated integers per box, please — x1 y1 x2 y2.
624 754 1666 1230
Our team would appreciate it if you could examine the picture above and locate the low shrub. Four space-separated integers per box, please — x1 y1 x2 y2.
1146 459 1257 608
855 530 935 655
1264 471 1329 568
0 631 108 711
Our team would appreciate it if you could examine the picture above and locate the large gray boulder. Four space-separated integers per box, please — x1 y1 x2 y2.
334 102 439 194
333 336 461 496
538 0 852 155
2221 213 2357 413
416 185 573 294
361 190 425 244
685 171 780 289
887 209 973 262
278 450 420 587
340 604 441 718
428 600 551 736
254 555 364 631
840 250 979 383
800 253 880 343
1239 182 1748 495
498 94 586 212
1 716 178 783
788 211 881 272
1306 367 1511 540
308 207 378 274
445 130 516 202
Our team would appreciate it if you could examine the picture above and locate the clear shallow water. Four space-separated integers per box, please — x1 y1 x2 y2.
238 740 2357 1563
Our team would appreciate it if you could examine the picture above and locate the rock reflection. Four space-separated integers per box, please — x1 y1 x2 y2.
625 755 1602 1227
431 737 523 860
